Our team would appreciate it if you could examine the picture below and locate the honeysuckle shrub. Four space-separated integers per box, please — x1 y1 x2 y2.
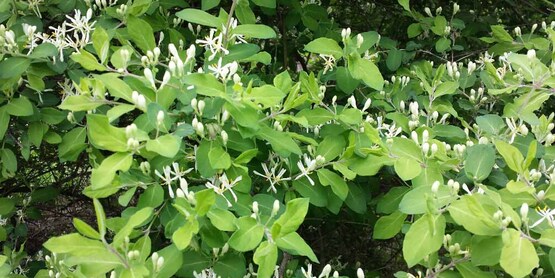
2 0 555 277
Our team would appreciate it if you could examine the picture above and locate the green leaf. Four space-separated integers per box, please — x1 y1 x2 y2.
95 73 135 103
232 24 276 38
0 57 30 79
183 73 226 97
348 54 384 91
92 27 110 63
345 183 367 214
0 107 9 140
476 114 505 134
275 232 318 262
271 198 309 238
398 0 410 11
317 169 349 201
500 228 539 278
495 141 524 173
87 115 128 152
403 214 445 267
5 96 33 116
93 199 107 239
448 195 501 236
251 0 275 8
146 134 181 158
175 8 223 28
113 207 153 247
464 144 496 182
59 95 104 111
435 37 451 52
390 138 422 162
293 179 328 207
399 184 452 214
316 135 346 162
59 127 87 161
394 157 422 181
127 16 156 52
43 233 121 265
172 219 199 250
28 122 48 147
137 184 164 208
213 253 247 278
91 152 133 189
304 37 343 59
539 229 555 247
373 211 406 239
386 49 403 71
208 142 232 169
257 126 301 157
491 25 513 42
470 236 502 266
229 216 265 252
253 241 278 278
208 208 237 231
202 0 220 10
73 218 100 239
247 85 286 107
377 187 409 214
434 81 459 97
0 198 15 216
70 50 106 71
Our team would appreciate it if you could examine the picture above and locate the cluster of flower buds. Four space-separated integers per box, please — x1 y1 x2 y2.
131 91 147 110
452 143 466 157
273 120 284 131
168 44 196 77
115 4 127 16
467 61 477 75
191 98 206 116
493 210 512 229
446 179 460 194
408 101 420 129
141 47 161 67
127 249 141 261
341 27 351 41
446 61 460 79
0 25 17 53
469 87 487 104
191 117 205 137
211 243 230 259
528 169 543 183
125 123 140 151
151 252 165 273
453 3 460 14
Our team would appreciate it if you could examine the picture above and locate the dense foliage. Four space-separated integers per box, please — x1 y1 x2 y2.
2 0 555 277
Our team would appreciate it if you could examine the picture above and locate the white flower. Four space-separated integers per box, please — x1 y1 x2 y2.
196 29 229 61
530 206 555 228
193 268 221 278
295 154 319 185
253 163 291 193
205 173 242 207
319 54 336 74
208 57 238 81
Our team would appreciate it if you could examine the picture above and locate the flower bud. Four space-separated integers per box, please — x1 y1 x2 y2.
356 34 364 48
362 99 371 112
424 7 432 17
357 268 364 278
453 3 460 14
157 111 165 125
197 100 206 113
272 200 280 215
527 49 536 60
431 181 440 194
520 203 529 220
221 130 228 145
252 201 259 214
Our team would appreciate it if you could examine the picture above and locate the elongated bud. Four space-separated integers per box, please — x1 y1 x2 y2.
168 43 179 58
197 100 206 113
431 181 440 194
527 49 536 60
356 34 364 48
272 200 280 215
520 203 529 220
144 68 156 89
160 71 171 89
252 201 259 214
357 268 365 278
157 111 165 125
221 130 228 145
362 99 371 111
424 7 432 17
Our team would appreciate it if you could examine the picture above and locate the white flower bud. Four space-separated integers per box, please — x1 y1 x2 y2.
424 7 432 17
422 142 430 155
520 203 529 220
527 49 536 60
431 181 440 194
144 68 156 89
252 201 259 214
160 71 171 89
356 34 364 48
272 200 280 215
348 95 357 109
156 257 165 271
221 109 230 123
221 130 228 145
453 3 460 14
532 23 538 33
125 124 137 138
191 98 198 110
362 99 371 112
157 111 165 125
422 130 429 143
197 100 206 113
431 143 438 155
168 43 179 58
399 100 405 111
411 131 419 144
321 265 332 277
357 268 365 278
